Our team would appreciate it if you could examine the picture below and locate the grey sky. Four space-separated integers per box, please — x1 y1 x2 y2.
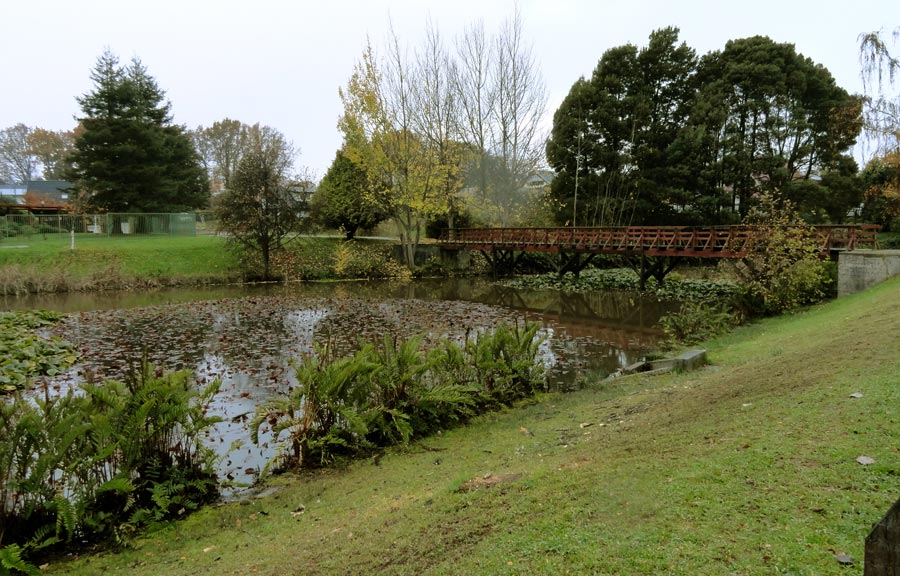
2 0 897 179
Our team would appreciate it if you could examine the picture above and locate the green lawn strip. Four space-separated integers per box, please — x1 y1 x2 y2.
0 235 241 289
50 276 900 575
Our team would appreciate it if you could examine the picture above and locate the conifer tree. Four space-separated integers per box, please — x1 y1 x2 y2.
67 49 208 213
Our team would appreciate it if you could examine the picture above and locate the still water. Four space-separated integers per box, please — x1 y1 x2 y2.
4 278 676 492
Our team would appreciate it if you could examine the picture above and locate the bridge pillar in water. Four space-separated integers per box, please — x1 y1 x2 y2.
838 250 900 297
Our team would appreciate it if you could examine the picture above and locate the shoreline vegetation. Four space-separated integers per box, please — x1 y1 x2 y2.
0 234 748 297
0 235 436 297
36 271 900 575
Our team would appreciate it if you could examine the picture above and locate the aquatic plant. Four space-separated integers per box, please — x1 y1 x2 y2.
0 311 77 393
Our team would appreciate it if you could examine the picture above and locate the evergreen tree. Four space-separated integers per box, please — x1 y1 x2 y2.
690 36 862 218
67 49 209 213
310 149 387 239
547 30 862 225
546 27 698 226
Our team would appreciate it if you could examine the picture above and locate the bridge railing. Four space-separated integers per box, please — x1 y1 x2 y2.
813 224 880 251
439 225 880 257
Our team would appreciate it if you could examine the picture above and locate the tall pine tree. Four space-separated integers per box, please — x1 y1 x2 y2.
67 49 209 213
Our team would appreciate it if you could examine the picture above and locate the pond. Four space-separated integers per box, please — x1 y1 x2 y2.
3 278 677 493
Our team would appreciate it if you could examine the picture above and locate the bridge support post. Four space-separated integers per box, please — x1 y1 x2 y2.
557 252 596 279
625 255 682 289
481 249 521 278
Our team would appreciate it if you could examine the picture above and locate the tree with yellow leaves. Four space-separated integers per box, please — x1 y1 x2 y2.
339 32 461 269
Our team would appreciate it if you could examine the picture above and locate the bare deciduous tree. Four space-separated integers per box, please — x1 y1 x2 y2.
414 20 467 230
453 20 494 206
191 119 249 190
490 9 548 225
859 28 900 156
452 9 547 225
0 124 39 184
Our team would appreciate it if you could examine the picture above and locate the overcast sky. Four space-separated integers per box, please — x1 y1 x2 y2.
2 0 898 179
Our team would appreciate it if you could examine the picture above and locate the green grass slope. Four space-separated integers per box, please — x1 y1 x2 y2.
53 276 900 575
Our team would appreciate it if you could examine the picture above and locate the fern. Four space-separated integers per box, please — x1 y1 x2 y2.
0 544 40 576
52 496 77 542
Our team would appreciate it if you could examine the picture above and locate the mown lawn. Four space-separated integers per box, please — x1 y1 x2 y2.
0 235 241 293
48 275 900 575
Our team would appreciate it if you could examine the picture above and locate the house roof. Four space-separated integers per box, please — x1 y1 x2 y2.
26 180 73 202
0 181 73 212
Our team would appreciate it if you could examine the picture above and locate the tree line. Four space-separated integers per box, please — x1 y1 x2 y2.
547 27 866 227
2 22 898 257
332 10 548 267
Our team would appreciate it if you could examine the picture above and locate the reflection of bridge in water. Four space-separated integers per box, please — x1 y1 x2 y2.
385 279 670 348
439 225 880 284
453 283 671 349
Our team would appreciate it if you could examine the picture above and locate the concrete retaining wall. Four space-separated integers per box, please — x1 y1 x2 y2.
838 250 900 297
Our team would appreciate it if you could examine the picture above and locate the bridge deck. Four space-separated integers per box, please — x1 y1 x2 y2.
438 225 880 258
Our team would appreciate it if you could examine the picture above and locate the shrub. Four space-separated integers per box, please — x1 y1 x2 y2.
272 239 338 281
252 323 546 474
414 256 449 278
727 192 831 314
0 362 220 563
333 240 411 280
658 302 737 347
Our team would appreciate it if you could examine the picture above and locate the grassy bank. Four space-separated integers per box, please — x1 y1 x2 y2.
48 276 900 575
0 235 242 295
0 235 415 295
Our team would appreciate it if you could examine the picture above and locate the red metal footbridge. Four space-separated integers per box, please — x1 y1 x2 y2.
438 225 880 258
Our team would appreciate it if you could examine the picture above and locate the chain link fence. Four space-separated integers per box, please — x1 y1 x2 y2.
0 213 200 239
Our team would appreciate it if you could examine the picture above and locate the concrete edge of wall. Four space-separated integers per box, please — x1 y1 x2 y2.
837 250 900 297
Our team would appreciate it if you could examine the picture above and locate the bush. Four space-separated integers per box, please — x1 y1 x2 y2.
0 362 220 563
333 240 411 280
726 192 831 314
658 302 737 347
414 256 449 278
271 242 336 281
251 323 546 474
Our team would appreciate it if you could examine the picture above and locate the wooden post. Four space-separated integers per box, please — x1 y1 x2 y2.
866 497 900 575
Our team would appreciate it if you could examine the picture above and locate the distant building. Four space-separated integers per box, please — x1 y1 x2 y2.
524 169 554 190
0 180 73 215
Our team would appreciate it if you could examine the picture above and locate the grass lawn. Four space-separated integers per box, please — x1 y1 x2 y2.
48 275 900 575
0 234 241 293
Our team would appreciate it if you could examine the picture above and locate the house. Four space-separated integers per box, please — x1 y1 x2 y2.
0 180 72 215
524 169 555 190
